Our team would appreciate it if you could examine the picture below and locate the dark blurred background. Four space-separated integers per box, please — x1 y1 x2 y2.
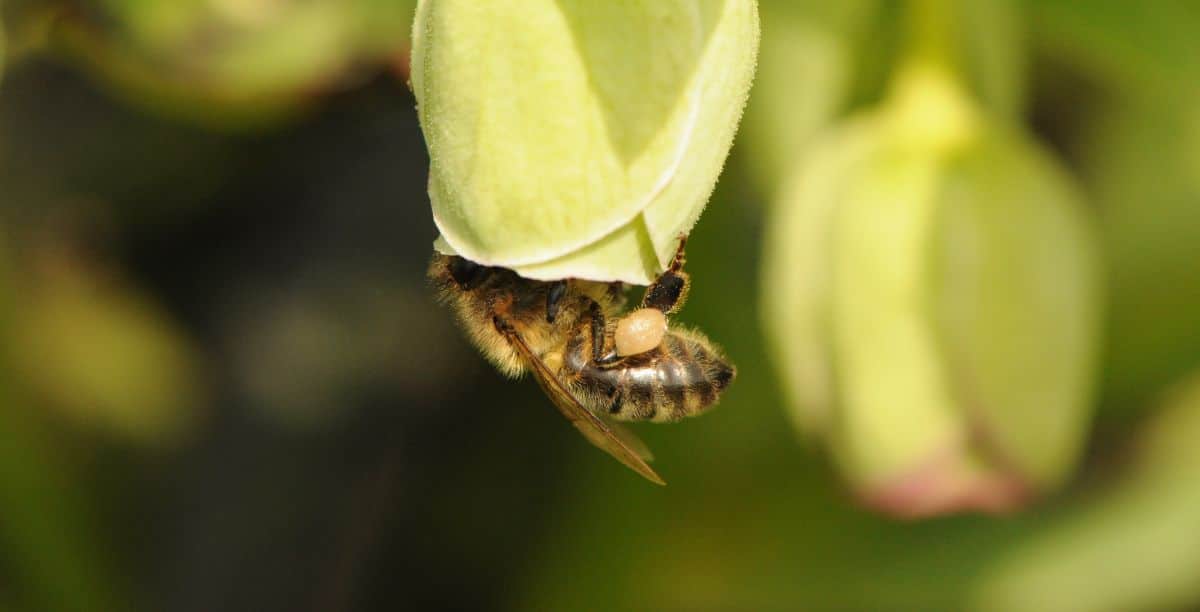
2 1 1200 611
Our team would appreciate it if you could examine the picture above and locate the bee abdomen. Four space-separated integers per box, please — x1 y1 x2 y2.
608 331 735 423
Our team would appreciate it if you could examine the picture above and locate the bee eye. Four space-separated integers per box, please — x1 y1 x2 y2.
448 257 487 289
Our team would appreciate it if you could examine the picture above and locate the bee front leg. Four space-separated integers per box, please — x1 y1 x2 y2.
641 236 690 316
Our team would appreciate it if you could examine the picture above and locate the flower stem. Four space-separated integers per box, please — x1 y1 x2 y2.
904 0 961 78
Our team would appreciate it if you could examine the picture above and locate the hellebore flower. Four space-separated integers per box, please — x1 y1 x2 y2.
761 65 1102 517
411 0 759 284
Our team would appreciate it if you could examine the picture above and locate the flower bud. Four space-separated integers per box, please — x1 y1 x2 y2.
413 0 759 284
762 65 1101 516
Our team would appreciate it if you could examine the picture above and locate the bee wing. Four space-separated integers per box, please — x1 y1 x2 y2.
498 323 665 485
603 420 655 462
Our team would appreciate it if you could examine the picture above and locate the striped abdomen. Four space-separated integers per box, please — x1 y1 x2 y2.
562 329 735 423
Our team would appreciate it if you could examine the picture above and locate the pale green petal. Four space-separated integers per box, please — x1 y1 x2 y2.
414 0 705 268
432 234 455 256
829 135 964 486
932 126 1101 488
512 221 658 283
641 0 760 269
434 224 659 285
760 116 877 435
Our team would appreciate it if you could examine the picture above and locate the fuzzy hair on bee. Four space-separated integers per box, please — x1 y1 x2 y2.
428 254 622 379
427 237 734 484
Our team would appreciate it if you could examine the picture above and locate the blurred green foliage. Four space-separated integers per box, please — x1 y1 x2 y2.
0 1 1197 611
13 247 203 444
5 0 416 125
972 374 1200 612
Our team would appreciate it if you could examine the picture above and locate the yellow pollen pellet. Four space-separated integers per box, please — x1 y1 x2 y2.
615 308 668 356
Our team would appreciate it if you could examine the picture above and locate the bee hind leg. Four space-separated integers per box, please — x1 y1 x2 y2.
640 235 690 316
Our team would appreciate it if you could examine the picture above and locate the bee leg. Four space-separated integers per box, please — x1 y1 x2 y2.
595 350 623 367
641 235 690 316
582 297 625 368
545 280 569 323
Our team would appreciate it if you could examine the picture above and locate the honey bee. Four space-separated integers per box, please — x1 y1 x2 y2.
429 238 735 484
